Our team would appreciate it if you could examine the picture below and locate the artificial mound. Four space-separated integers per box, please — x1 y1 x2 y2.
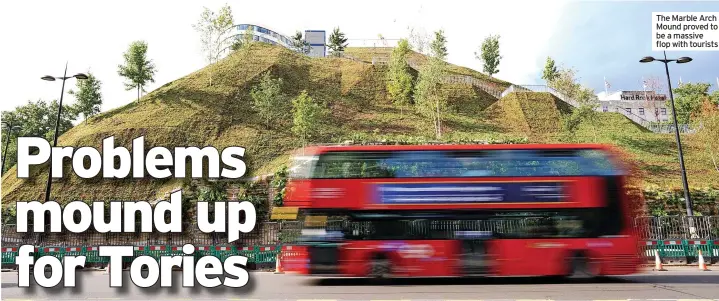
1 43 717 206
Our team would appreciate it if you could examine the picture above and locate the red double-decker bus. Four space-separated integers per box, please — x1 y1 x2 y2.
281 143 640 279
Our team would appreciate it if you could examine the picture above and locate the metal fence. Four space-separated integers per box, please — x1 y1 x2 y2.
2 216 718 248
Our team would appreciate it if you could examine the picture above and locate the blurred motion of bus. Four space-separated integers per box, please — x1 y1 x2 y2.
279 143 640 279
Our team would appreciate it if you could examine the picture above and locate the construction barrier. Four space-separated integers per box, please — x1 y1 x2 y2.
660 240 687 264
1 240 716 270
685 240 715 264
1 247 18 265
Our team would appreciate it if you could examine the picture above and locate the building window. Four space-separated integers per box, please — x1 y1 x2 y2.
603 106 608 112
639 108 645 115
661 108 667 115
626 108 632 114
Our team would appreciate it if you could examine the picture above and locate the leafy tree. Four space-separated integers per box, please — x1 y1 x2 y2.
670 82 719 124
548 66 582 100
546 64 600 141
476 35 501 77
117 41 157 101
251 71 286 128
429 30 448 59
414 30 448 139
193 4 235 64
291 31 310 54
541 57 558 83
46 99 78 141
67 72 102 123
695 99 719 173
197 180 227 219
1 99 78 172
292 90 326 146
328 27 348 56
386 39 414 113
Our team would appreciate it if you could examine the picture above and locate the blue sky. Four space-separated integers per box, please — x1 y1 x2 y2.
542 1 719 93
0 1 716 114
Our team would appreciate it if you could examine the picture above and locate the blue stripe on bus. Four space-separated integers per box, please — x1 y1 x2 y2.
374 182 566 204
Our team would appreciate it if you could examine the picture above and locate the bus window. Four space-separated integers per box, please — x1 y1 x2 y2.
311 149 622 179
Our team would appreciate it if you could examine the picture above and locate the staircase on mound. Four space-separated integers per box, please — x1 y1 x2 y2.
337 51 505 99
336 50 692 134
500 85 694 134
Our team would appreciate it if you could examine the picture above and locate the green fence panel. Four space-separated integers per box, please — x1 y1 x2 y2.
212 246 236 262
660 240 687 264
255 245 279 264
146 246 171 260
1 247 19 265
236 246 256 263
38 247 65 262
195 246 213 261
684 240 715 264
63 246 84 258
84 246 108 265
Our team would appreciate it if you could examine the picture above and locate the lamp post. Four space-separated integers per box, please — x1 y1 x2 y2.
1 122 21 174
41 62 88 204
639 51 693 216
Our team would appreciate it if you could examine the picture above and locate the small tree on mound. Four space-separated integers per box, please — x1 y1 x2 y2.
328 27 348 57
414 30 448 139
251 71 286 128
476 34 501 78
292 91 326 147
695 99 719 173
542 57 558 83
68 72 102 123
548 65 600 141
291 31 310 54
386 39 414 114
117 40 156 101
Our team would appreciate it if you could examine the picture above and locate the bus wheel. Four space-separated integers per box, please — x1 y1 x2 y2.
567 253 599 280
369 255 392 280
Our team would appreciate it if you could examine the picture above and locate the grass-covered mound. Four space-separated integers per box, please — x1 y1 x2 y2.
1 43 717 209
0 44 513 203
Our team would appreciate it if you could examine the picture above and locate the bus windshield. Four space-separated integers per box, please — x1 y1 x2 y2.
310 149 623 179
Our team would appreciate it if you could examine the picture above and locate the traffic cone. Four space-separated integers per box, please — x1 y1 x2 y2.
274 253 284 274
698 250 710 271
654 251 666 271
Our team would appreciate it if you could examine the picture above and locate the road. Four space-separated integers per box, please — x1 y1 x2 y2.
2 267 718 300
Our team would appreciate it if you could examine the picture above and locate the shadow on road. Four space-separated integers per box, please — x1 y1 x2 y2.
310 274 719 286
10 270 258 296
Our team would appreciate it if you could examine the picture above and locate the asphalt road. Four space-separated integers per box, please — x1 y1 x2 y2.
2 267 719 301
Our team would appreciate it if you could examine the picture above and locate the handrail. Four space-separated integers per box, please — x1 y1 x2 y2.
501 85 695 134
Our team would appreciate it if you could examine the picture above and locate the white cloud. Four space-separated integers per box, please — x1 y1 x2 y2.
0 0 570 113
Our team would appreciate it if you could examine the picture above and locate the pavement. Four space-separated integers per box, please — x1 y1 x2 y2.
1 267 718 301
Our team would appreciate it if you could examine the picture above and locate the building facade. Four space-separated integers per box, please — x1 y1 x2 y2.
234 24 326 58
596 90 670 122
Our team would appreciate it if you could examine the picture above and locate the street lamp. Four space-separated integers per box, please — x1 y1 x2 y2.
639 51 693 216
41 62 87 204
1 122 21 174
